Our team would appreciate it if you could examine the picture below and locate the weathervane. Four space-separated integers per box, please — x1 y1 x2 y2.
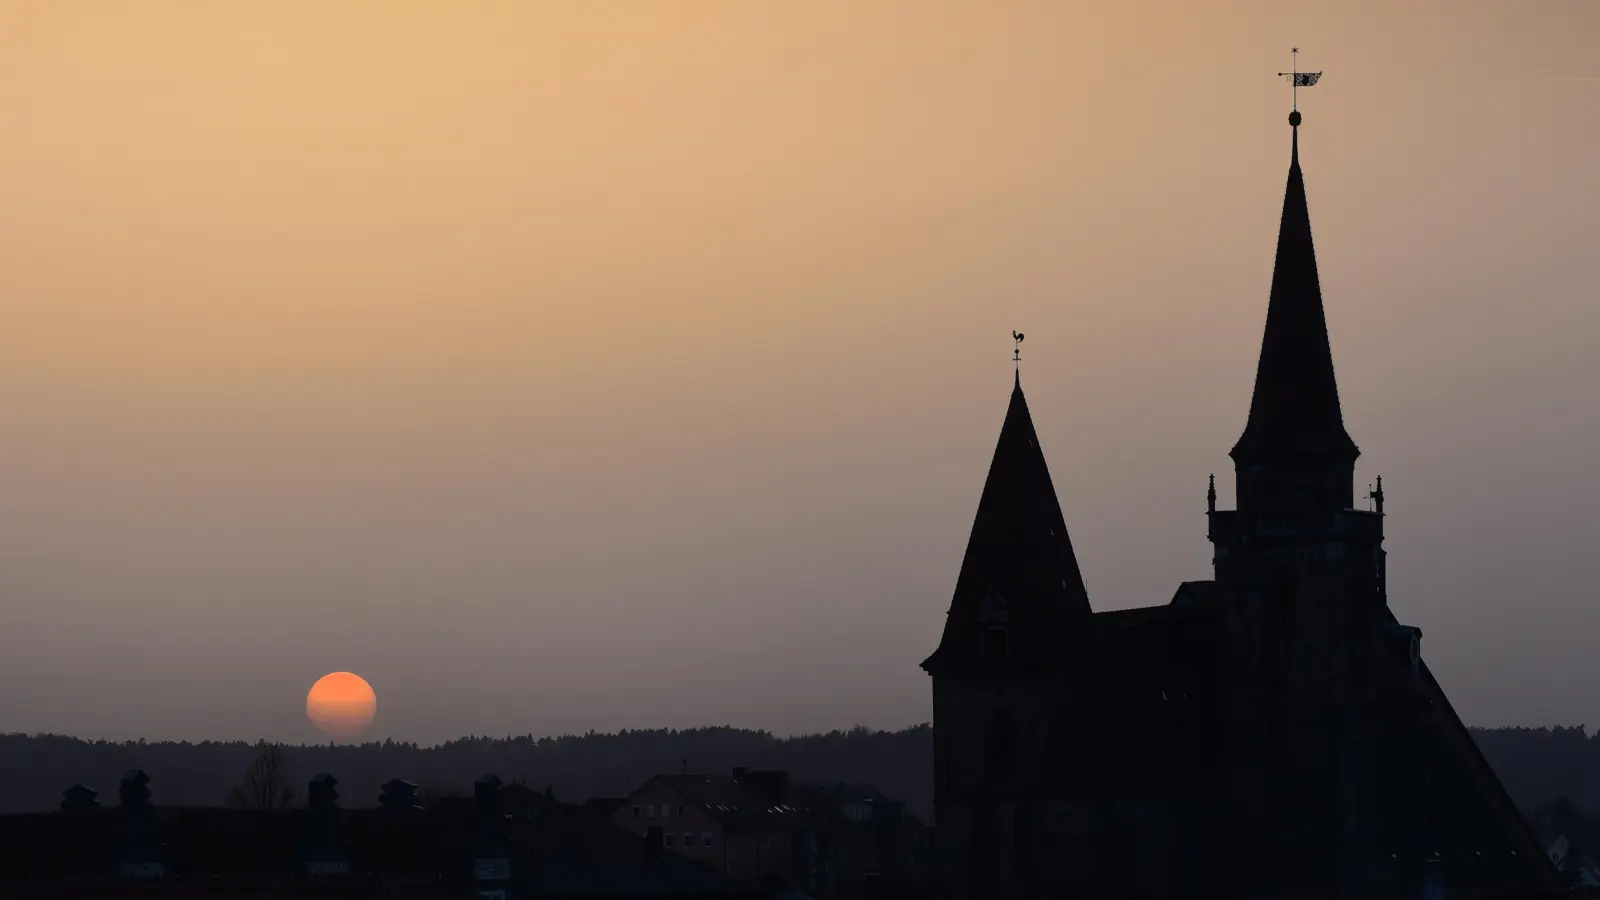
1012 330 1025 370
1279 47 1323 122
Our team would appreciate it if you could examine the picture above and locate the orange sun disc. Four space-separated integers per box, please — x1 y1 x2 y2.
306 671 378 740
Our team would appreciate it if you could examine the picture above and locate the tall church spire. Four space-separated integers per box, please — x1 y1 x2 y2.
1230 109 1359 513
922 370 1092 674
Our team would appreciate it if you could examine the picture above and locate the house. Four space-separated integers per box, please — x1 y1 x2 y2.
1545 832 1572 869
794 782 924 898
611 768 813 890
581 797 627 819
0 769 772 899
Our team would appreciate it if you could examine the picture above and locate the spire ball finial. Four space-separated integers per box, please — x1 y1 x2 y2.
1288 109 1302 127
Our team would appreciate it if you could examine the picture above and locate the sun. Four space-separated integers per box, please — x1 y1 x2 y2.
306 672 378 740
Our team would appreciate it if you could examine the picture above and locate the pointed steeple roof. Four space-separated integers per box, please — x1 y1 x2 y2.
1232 115 1358 462
923 373 1092 673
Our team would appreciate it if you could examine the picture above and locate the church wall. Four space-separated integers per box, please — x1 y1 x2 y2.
931 672 1058 806
1014 794 1204 900
930 670 1059 900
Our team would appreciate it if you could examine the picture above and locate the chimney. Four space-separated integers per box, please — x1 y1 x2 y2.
744 770 790 805
301 774 350 876
118 770 152 811
1421 854 1444 900
61 784 100 812
308 774 340 812
117 770 164 877
470 774 511 876
474 774 503 807
378 779 420 813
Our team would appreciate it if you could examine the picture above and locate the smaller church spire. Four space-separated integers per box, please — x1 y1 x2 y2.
922 341 1093 675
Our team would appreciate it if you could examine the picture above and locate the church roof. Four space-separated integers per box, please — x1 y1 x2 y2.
1037 604 1223 793
922 373 1092 673
1232 118 1359 461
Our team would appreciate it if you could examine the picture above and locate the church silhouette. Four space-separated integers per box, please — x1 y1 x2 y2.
923 108 1566 899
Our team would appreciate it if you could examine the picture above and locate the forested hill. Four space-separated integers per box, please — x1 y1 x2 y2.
0 726 935 817
0 725 1591 819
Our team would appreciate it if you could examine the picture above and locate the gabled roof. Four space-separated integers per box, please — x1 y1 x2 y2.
633 771 812 826
923 373 1092 673
631 774 811 829
794 782 896 807
1232 119 1358 463
583 796 628 818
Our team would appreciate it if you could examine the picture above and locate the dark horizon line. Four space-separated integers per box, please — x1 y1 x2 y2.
7 720 1590 751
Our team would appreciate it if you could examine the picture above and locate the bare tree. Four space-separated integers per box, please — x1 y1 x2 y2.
227 740 295 809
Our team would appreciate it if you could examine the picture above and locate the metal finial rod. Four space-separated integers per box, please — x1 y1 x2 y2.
1012 330 1025 369
1291 47 1299 111
1278 47 1323 123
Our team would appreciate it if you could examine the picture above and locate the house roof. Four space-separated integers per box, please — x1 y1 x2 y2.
582 797 628 818
0 800 756 895
1038 603 1223 794
793 783 896 808
632 774 811 829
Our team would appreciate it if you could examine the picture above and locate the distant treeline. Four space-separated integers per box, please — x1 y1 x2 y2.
0 725 935 818
0 724 1593 820
1472 726 1600 817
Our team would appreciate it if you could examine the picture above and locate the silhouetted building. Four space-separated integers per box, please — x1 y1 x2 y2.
378 778 422 814
583 797 628 819
923 110 1568 899
795 782 924 898
613 767 814 890
60 784 100 812
0 771 770 898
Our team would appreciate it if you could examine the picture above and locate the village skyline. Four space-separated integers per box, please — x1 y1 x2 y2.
0 1 1597 749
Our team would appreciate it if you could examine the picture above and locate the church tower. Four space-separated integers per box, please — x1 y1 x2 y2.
1206 103 1556 896
1207 108 1387 608
922 368 1092 899
1205 101 1394 892
1228 113 1362 517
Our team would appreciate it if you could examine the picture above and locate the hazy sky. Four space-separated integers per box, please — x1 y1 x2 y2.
0 1 1596 745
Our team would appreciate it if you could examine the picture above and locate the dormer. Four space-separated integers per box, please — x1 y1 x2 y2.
979 587 1010 659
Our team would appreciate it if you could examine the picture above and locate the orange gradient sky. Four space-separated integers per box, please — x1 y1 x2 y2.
0 1 1597 744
